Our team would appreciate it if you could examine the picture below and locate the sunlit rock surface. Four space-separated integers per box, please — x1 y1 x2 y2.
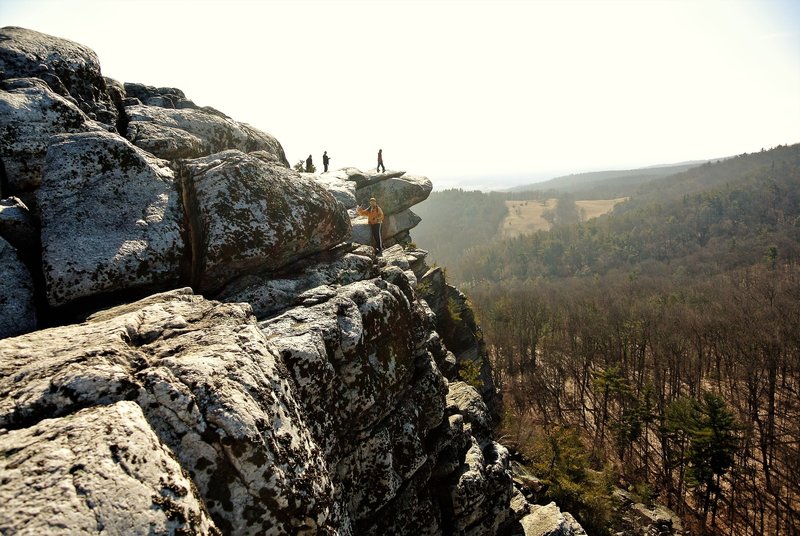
0 401 221 535
38 130 184 307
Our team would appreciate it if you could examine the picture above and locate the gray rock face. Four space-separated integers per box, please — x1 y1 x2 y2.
260 274 448 526
418 267 499 412
126 104 288 164
355 173 433 215
518 502 587 536
0 401 221 535
123 82 196 108
0 77 104 200
38 130 185 307
217 244 377 318
0 288 335 535
0 260 524 535
339 167 407 188
447 381 493 443
310 170 358 209
0 26 117 124
0 236 36 338
449 439 514 535
183 150 350 294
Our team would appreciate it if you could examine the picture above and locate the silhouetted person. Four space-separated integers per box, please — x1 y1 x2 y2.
377 149 386 173
323 151 330 172
356 197 384 255
305 154 313 172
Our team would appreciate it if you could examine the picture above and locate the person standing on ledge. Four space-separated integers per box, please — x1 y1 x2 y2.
323 151 330 172
377 148 386 173
356 197 384 255
305 154 313 172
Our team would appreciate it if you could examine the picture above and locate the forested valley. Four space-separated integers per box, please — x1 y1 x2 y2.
413 144 800 535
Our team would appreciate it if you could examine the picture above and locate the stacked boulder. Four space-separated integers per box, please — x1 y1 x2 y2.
0 26 581 536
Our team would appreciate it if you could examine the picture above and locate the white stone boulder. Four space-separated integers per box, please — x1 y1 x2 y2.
0 78 105 199
355 173 433 215
0 26 118 124
38 130 185 307
126 103 288 164
0 288 335 535
308 169 357 209
519 502 587 536
184 150 350 294
0 401 220 535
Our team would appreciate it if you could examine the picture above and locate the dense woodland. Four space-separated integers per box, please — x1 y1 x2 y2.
413 144 800 535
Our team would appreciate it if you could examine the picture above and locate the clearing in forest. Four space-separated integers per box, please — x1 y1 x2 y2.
500 198 627 238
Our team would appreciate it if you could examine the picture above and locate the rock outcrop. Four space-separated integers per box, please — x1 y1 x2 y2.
0 26 579 536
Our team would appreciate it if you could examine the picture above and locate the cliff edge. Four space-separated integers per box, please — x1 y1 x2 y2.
0 27 582 536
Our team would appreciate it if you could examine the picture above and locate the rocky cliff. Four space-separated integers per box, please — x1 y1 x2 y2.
0 27 584 535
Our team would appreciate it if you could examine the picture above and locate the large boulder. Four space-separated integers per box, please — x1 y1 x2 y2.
518 502 586 536
258 277 434 456
183 150 350 294
355 174 432 215
125 103 288 164
446 381 493 443
0 26 117 124
0 77 104 202
0 236 36 338
339 167 406 188
0 401 220 535
0 288 335 535
38 130 185 307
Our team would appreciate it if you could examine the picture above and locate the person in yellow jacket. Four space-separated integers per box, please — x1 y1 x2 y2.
356 197 384 255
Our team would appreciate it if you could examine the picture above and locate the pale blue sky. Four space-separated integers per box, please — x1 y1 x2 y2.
2 0 799 189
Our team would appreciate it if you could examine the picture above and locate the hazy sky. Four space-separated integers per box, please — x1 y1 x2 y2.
2 0 799 190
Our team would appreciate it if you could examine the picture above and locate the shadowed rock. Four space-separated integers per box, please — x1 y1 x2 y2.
0 196 37 253
0 236 36 338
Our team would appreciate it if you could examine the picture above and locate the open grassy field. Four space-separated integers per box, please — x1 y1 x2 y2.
500 198 627 238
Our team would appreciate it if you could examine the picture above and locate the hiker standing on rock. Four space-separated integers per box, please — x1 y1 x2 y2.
323 151 330 172
356 197 384 256
377 149 386 173
305 154 313 172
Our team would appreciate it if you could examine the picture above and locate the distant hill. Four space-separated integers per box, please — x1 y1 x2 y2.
412 144 799 283
505 161 711 199
459 143 800 282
